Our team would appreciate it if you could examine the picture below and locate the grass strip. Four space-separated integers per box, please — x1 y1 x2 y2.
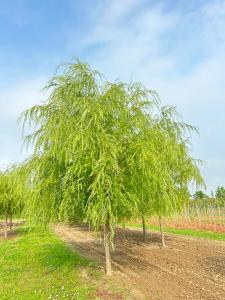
0 225 98 300
127 223 225 241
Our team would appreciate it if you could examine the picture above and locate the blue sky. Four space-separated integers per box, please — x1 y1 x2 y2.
0 0 225 193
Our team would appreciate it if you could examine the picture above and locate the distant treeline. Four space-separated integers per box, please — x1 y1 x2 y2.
190 186 225 209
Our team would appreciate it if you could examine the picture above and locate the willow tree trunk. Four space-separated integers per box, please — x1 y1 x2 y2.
142 215 146 241
159 215 166 247
9 213 13 232
104 223 112 276
4 215 8 238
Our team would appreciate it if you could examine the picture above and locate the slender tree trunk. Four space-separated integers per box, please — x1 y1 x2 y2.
142 215 146 241
159 215 166 247
4 215 8 238
104 223 112 276
9 213 13 232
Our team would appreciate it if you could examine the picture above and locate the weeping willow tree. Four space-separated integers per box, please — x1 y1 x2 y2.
147 106 204 246
0 172 10 236
124 123 161 241
124 105 203 243
0 166 25 237
21 60 203 273
21 61 161 275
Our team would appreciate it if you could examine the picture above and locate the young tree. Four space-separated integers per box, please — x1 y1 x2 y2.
125 105 203 246
0 172 9 237
0 167 25 236
151 106 203 246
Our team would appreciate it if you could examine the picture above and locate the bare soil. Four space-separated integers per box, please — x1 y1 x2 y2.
55 225 225 300
0 221 23 239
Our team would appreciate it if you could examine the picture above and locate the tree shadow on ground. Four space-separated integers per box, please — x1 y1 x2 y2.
203 256 225 276
60 226 173 272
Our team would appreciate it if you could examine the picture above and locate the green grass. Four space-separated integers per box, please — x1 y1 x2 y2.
0 225 99 300
127 223 225 241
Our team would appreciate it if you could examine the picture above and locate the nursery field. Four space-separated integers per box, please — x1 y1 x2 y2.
1 222 225 299
55 224 225 300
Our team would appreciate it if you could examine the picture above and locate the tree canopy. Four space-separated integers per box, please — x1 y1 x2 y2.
215 186 225 200
194 190 207 200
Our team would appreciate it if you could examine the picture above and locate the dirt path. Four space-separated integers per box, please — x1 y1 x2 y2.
55 225 225 300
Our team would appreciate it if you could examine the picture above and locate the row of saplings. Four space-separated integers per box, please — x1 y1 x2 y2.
0 61 203 275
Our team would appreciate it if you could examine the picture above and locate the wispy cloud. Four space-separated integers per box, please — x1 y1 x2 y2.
73 1 178 80
0 77 46 166
0 78 46 120
68 0 225 191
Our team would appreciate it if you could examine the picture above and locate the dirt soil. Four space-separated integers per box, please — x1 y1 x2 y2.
55 225 225 300
0 221 23 239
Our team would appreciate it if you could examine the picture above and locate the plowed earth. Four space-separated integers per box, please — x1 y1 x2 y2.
55 225 225 300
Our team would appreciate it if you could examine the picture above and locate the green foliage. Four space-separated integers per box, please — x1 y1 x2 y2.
0 166 26 219
194 190 207 200
215 186 225 201
126 105 203 222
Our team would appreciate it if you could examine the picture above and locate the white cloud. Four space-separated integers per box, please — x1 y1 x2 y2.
0 77 46 120
201 159 225 192
76 2 178 81
0 158 12 171
0 77 46 165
